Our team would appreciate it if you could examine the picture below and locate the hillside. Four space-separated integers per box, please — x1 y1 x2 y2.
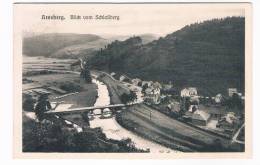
23 33 158 59
89 17 245 96
23 33 109 58
102 33 158 44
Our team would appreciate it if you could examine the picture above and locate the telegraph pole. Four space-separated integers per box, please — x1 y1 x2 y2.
150 109 152 121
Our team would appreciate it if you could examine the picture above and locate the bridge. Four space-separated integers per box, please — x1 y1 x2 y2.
46 103 138 116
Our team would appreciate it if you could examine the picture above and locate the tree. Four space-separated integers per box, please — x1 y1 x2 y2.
184 97 191 111
226 93 244 111
22 115 145 152
129 91 137 102
23 95 35 112
120 91 137 104
80 68 92 83
120 93 130 104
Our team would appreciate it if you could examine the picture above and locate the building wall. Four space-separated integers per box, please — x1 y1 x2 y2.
192 119 207 126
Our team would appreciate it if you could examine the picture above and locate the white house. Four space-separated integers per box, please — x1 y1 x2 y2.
228 88 238 97
144 87 161 105
110 72 116 77
119 75 126 82
215 93 223 104
181 87 198 97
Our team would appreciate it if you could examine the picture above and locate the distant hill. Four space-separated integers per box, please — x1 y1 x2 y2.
102 33 158 44
89 17 245 96
23 33 109 58
23 33 158 59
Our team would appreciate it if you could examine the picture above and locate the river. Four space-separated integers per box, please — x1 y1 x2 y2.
89 79 175 153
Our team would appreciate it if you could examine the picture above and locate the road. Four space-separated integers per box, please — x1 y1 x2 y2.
119 103 232 151
232 123 245 144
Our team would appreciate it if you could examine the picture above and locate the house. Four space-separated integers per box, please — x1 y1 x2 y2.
183 108 211 126
132 78 142 86
119 75 126 82
198 104 226 119
152 81 162 89
216 113 238 133
110 72 116 77
119 74 131 83
228 88 238 97
214 93 223 104
192 110 211 126
144 87 161 105
181 87 198 97
188 105 199 113
163 83 173 91
142 81 153 87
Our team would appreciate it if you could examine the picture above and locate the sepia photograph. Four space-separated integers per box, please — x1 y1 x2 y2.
13 3 252 158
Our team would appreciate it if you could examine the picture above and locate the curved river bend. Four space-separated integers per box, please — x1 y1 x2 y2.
90 79 175 153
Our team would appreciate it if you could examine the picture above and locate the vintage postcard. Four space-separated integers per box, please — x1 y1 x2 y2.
13 3 252 158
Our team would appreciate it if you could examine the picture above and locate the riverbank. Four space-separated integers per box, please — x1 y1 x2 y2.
23 72 99 126
22 56 147 152
94 71 130 104
22 112 146 153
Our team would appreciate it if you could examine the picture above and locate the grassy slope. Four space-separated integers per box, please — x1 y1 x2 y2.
23 33 108 58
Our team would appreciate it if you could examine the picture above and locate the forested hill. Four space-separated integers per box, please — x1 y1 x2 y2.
89 17 245 95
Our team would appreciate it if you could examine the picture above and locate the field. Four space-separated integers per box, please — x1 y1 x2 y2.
25 73 97 106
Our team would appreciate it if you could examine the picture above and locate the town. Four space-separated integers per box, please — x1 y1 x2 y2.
109 72 245 143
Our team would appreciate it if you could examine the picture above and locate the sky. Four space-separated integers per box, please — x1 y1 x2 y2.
14 3 246 37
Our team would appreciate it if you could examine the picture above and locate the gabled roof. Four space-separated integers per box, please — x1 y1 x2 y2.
193 110 211 121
